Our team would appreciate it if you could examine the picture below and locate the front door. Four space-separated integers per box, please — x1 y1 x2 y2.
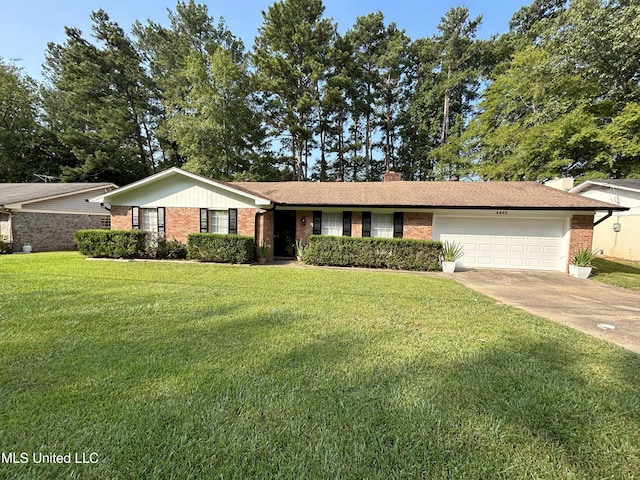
274 210 297 257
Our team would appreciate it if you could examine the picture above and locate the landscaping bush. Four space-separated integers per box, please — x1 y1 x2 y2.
156 237 188 260
74 230 147 259
0 239 12 254
142 234 188 260
304 235 443 271
187 233 254 264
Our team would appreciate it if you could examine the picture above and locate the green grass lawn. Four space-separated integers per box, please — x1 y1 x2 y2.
591 257 640 291
1 252 639 479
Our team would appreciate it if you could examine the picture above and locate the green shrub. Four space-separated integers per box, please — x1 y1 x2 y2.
74 230 147 259
304 235 443 271
156 237 188 260
187 233 254 264
0 239 13 254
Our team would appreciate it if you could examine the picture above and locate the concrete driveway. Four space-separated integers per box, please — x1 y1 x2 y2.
453 270 640 354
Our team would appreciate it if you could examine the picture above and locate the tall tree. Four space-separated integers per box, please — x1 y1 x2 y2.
43 11 154 185
164 47 267 180
133 1 245 169
0 60 38 181
253 0 336 181
404 7 482 180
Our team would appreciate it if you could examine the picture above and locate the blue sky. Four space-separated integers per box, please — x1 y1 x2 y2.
1 1 529 81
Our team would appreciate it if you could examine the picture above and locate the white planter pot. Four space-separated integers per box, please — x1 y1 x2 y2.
442 261 456 273
569 264 592 279
22 244 32 253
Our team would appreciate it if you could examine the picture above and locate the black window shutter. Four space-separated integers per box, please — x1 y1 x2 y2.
343 211 352 237
393 212 404 238
312 211 322 235
200 208 209 233
132 207 139 230
362 212 371 237
228 208 238 234
157 207 166 235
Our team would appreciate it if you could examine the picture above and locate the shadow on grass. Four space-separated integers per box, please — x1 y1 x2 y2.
592 257 640 275
3 280 640 478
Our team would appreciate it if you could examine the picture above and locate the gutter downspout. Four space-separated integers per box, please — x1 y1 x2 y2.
593 209 613 227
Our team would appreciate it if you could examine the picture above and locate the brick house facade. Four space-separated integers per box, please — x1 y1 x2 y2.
1 183 116 252
89 168 623 272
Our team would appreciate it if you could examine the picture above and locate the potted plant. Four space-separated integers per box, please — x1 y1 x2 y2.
441 241 464 273
256 240 270 264
570 247 597 279
295 239 306 261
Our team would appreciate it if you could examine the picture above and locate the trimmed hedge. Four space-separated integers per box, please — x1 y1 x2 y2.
304 235 443 271
187 233 254 264
74 230 147 259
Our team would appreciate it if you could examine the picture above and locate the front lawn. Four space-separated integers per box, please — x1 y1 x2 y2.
592 256 640 291
1 252 639 479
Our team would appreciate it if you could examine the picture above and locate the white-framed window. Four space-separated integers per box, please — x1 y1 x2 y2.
321 212 343 236
210 210 229 234
140 208 158 232
371 213 394 238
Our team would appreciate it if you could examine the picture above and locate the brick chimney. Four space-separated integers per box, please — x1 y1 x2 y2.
384 171 402 182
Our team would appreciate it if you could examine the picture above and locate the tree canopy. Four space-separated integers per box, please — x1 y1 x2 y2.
1 0 638 184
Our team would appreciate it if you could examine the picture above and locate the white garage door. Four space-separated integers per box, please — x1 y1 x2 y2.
433 216 566 271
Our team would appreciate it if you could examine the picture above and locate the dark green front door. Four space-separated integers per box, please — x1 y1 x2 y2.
274 210 296 257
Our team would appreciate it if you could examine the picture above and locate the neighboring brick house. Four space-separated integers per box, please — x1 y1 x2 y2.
0 183 116 252
89 168 625 272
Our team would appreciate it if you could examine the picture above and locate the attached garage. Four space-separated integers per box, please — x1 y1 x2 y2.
92 169 626 272
433 214 569 271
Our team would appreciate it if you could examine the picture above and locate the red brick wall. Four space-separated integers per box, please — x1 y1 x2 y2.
111 205 132 230
256 210 274 259
165 207 200 243
569 214 594 270
403 212 433 240
238 208 258 237
296 210 314 244
112 206 260 245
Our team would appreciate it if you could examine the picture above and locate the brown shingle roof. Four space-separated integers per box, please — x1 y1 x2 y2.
0 183 116 206
230 180 623 210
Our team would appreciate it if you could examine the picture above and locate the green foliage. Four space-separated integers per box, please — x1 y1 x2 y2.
0 239 13 254
252 0 336 180
441 241 464 262
74 229 146 258
304 235 442 271
187 233 254 263
2 252 639 479
591 257 640 291
571 248 598 267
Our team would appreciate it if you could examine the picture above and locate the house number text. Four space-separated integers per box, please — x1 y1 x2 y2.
496 210 508 215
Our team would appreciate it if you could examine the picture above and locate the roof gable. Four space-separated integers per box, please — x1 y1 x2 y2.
90 168 272 208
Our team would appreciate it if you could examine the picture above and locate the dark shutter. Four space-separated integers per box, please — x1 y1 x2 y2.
132 207 139 230
393 212 404 238
343 211 352 237
228 208 238 235
312 211 322 235
200 208 209 233
362 212 371 237
157 207 166 236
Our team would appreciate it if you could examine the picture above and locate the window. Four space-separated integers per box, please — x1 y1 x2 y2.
371 213 394 238
210 210 229 234
141 208 158 232
321 212 343 236
200 209 237 234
